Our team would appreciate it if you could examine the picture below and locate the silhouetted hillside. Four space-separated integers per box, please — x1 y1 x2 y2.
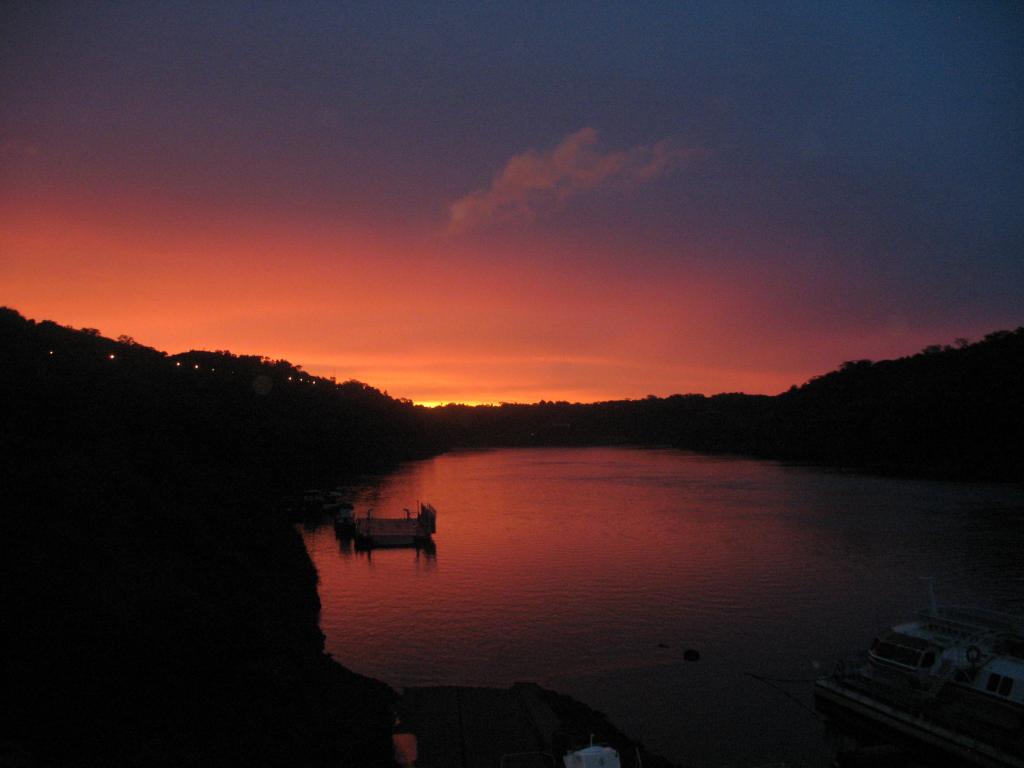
423 329 1024 481
0 307 440 493
757 329 1024 479
424 393 773 453
7 306 1019 487
0 307 430 767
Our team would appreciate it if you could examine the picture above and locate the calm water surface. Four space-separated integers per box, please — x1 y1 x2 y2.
301 448 1024 767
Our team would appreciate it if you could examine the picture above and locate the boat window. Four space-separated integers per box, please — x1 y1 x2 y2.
986 673 1001 693
873 641 922 668
920 651 935 668
998 677 1014 697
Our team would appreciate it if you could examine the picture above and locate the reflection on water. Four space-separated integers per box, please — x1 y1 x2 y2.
331 534 438 564
301 447 1024 767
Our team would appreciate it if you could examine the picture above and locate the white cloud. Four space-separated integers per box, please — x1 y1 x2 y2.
448 128 694 233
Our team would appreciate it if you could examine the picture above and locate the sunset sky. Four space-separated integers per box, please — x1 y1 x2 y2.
2 2 1022 404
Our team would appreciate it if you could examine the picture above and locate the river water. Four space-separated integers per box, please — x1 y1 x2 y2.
300 447 1024 767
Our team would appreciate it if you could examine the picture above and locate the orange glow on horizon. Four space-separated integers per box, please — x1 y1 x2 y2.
1 194 993 404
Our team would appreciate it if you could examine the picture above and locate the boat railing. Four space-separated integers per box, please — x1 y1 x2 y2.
919 605 1023 638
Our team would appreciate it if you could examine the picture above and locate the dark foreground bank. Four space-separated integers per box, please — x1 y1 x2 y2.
2 480 400 767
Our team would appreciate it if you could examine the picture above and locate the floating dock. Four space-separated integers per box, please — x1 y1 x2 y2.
393 683 666 768
395 684 556 768
353 502 436 549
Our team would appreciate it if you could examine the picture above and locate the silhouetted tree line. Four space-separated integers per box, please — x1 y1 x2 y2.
422 329 1024 482
759 329 1024 479
7 305 1019 490
0 307 442 494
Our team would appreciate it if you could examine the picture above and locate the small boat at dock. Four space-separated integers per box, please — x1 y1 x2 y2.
301 489 352 515
353 502 437 550
332 501 356 536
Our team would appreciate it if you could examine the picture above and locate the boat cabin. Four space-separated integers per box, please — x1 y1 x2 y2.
869 624 1024 707
869 630 940 671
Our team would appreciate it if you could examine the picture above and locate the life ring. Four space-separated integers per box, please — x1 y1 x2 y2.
966 645 982 665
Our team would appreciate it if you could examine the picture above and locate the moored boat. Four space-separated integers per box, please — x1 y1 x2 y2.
815 594 1024 767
